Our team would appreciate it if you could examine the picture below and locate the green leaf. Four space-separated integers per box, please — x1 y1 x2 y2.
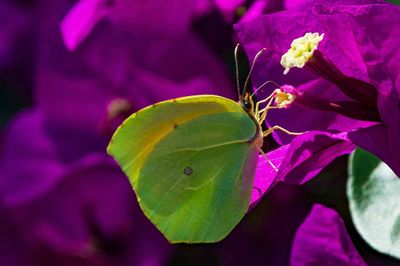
387 0 400 5
347 148 400 259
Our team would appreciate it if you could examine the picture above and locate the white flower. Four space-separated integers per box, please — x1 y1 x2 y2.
280 32 324 75
273 88 296 108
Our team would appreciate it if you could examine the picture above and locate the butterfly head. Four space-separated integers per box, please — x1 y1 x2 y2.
240 92 255 114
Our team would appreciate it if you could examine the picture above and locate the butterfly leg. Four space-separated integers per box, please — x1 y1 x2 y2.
256 98 273 123
263 125 305 137
257 102 283 124
256 146 278 172
254 89 277 118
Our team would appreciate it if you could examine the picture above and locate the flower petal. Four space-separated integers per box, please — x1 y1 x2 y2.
250 146 289 208
60 0 108 51
277 131 355 184
291 204 366 266
0 110 66 205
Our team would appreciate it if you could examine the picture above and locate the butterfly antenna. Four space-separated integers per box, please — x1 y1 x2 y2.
242 48 266 98
251 80 281 97
234 43 241 99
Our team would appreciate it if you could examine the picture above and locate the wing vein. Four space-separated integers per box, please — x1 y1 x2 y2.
199 148 249 241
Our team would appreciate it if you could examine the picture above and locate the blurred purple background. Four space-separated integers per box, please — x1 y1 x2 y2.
0 0 399 265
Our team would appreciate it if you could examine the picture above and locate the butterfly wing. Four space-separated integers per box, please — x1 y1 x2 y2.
107 95 261 243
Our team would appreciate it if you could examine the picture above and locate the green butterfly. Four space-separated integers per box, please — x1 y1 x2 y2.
107 45 297 243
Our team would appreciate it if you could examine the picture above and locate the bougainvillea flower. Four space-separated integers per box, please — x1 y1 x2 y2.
0 0 234 207
9 154 171 265
0 110 69 205
36 26 232 152
61 0 285 52
291 204 366 266
61 0 302 52
61 0 201 51
250 148 287 207
250 130 355 207
235 1 400 178
281 32 324 75
41 17 233 139
1 109 172 262
4 42 231 205
57 1 361 214
0 150 172 265
60 0 108 51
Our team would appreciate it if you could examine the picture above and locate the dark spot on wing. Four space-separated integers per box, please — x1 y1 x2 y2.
152 104 156 108
183 167 193 176
172 99 177 102
173 124 178 129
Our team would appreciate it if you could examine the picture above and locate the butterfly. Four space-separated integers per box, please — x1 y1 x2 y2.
107 45 298 243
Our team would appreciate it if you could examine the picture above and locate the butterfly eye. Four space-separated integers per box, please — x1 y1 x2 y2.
243 100 252 111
